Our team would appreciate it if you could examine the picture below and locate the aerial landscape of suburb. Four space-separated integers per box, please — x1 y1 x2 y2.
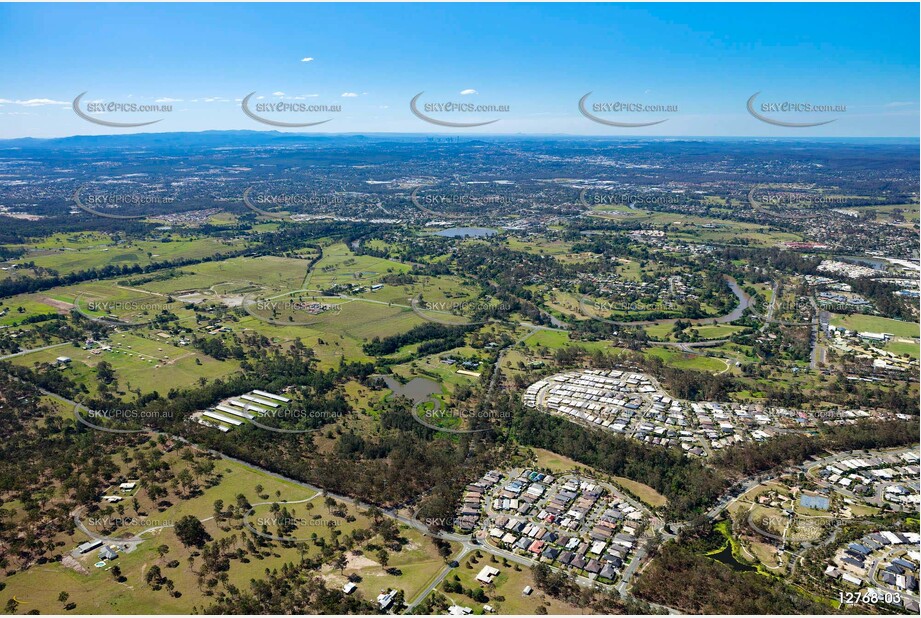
0 2 918 616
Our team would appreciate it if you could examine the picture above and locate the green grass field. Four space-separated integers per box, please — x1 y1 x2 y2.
0 295 65 325
306 242 411 290
644 347 728 372
884 340 921 359
4 234 244 278
0 448 457 615
10 332 239 397
0 455 314 614
830 313 920 338
138 256 311 296
422 552 582 615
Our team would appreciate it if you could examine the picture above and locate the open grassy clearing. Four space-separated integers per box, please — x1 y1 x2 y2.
137 256 311 296
390 350 483 392
531 448 666 508
829 313 919 338
232 316 372 369
301 301 423 340
306 242 411 290
0 446 453 614
10 331 239 397
644 323 746 341
0 454 315 614
884 340 920 359
610 476 668 508
421 551 582 615
4 235 243 278
0 295 67 325
644 347 727 372
505 237 575 256
320 530 458 609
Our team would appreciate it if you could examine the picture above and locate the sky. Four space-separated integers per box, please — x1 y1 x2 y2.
0 2 918 138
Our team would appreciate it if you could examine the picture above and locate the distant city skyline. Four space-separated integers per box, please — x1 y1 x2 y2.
1 2 918 138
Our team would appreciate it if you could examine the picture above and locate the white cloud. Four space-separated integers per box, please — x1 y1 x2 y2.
460 89 478 96
341 92 358 98
12 98 69 107
155 97 182 103
272 91 285 97
884 101 915 108
301 57 314 62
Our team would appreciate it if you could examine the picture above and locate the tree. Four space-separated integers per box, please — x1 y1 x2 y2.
58 592 69 605
177 468 194 494
146 565 163 587
157 544 170 559
174 515 209 548
334 553 347 574
96 360 116 385
377 549 390 568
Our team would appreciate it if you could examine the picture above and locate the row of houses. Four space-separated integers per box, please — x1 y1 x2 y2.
818 450 920 509
454 470 503 532
526 369 826 457
827 530 920 611
475 470 648 586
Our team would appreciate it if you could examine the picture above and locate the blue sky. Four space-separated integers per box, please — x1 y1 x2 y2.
0 2 917 137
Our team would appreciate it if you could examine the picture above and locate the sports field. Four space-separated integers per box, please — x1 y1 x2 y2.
830 313 919 338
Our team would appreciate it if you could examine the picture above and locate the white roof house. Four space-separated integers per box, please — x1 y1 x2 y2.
377 590 397 610
476 566 500 584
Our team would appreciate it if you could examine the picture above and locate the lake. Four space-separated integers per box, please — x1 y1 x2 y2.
381 375 441 403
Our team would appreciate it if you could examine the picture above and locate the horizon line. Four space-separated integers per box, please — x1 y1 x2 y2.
1 130 919 142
